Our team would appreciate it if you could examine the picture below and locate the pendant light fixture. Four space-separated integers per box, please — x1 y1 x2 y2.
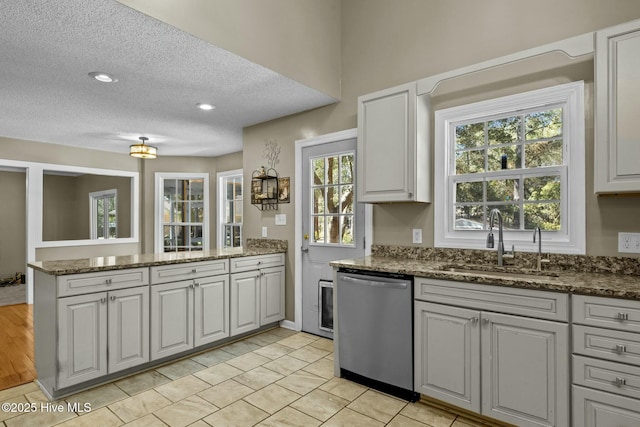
129 136 157 159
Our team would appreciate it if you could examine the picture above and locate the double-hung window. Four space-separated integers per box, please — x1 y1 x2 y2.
90 189 117 239
155 173 209 252
434 81 585 254
217 169 243 249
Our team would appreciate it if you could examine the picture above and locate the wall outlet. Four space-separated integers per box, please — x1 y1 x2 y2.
412 228 422 244
275 214 286 226
618 232 640 253
262 226 268 238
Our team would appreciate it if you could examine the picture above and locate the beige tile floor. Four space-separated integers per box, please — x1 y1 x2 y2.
0 328 497 426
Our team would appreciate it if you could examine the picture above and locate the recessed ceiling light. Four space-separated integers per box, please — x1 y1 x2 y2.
197 103 215 111
89 72 118 83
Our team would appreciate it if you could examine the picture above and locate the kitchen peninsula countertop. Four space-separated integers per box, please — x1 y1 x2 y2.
331 245 640 300
29 238 287 276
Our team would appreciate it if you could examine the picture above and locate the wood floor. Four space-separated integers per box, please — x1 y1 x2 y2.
0 304 35 391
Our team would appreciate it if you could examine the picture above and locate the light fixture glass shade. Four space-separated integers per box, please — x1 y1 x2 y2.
130 137 157 159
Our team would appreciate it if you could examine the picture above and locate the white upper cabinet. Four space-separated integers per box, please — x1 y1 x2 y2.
595 19 640 193
357 82 430 203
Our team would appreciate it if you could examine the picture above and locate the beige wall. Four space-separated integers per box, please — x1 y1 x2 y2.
139 151 243 253
240 1 640 321
0 171 26 277
117 0 342 99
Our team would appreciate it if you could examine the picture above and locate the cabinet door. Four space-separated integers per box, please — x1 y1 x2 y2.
108 286 149 374
260 266 285 325
230 271 260 336
58 292 107 388
194 275 229 347
573 385 640 427
357 82 423 202
414 301 480 412
595 20 640 193
481 312 569 427
150 281 193 360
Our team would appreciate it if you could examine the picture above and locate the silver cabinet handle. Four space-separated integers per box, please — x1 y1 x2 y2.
614 377 627 386
616 312 629 321
301 247 309 253
193 281 200 287
192 268 197 273
615 344 627 353
471 317 479 324
257 261 262 265
110 295 116 301
189 284 194 289
482 318 490 325
105 278 112 284
100 297 106 303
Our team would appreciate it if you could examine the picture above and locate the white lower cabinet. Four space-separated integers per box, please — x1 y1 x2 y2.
414 278 569 427
572 295 640 427
58 285 149 388
151 274 229 360
230 265 285 336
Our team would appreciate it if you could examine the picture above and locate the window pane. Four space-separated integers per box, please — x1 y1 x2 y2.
326 216 340 243
189 180 204 200
341 215 354 244
190 202 203 223
234 180 242 199
455 123 484 149
172 202 184 223
524 176 561 201
456 149 485 174
313 188 325 214
487 179 520 202
190 226 203 248
341 154 354 184
341 185 354 213
524 202 561 230
313 216 325 243
488 205 520 230
525 108 562 140
488 116 520 145
455 206 485 230
327 186 340 213
487 145 521 171
525 139 563 167
456 181 483 203
234 201 243 223
328 156 339 184
312 158 325 185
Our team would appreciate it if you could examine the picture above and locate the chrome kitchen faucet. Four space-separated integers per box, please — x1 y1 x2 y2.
486 208 515 266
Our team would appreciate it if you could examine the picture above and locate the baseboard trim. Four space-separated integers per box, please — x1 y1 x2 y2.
279 320 297 331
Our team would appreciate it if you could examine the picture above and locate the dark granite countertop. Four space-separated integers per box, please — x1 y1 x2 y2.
29 239 287 276
330 246 640 300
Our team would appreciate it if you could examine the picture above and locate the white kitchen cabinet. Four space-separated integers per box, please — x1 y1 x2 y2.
150 273 230 360
414 278 569 427
230 259 285 335
58 284 149 388
230 271 260 336
58 292 107 389
357 82 430 203
573 385 640 427
572 295 640 426
594 19 640 193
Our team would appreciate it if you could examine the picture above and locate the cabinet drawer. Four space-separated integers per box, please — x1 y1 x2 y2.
150 260 229 284
573 294 640 333
57 268 149 297
230 253 284 273
415 278 569 322
573 325 640 366
573 385 640 427
574 355 640 400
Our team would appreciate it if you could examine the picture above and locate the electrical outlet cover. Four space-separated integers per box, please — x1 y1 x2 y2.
412 229 422 244
618 232 640 253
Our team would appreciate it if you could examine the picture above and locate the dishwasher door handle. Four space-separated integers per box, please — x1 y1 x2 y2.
340 275 408 289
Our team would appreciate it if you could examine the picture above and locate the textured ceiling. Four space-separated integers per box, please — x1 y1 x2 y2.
0 1 337 157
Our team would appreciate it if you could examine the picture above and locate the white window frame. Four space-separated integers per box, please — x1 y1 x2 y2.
155 172 209 253
89 188 117 239
434 81 585 254
217 169 243 249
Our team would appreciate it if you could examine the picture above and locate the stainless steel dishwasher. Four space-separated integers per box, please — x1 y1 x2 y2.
336 269 418 401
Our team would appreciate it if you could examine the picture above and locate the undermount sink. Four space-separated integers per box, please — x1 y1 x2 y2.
436 264 560 281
